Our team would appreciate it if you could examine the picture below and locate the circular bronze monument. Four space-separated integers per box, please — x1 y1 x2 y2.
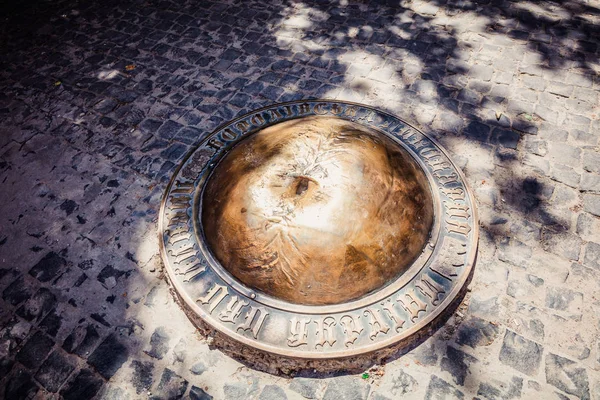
159 100 478 361
203 116 434 305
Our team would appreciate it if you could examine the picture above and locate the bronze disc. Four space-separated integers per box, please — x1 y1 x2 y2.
202 116 434 305
159 100 478 360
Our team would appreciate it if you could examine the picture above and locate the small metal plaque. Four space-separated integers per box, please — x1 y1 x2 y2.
159 100 478 359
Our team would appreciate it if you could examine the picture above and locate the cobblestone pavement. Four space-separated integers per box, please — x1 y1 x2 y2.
1 0 599 398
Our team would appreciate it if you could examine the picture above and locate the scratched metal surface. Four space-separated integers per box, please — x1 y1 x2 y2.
159 100 478 359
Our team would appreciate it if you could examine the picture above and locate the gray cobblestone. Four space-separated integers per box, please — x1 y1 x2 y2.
583 194 600 217
0 0 598 398
499 330 543 376
545 353 590 400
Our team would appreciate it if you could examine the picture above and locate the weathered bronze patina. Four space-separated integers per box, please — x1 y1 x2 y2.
202 117 433 305
159 100 478 362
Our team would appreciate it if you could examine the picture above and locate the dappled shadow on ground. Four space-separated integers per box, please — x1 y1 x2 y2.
0 0 598 397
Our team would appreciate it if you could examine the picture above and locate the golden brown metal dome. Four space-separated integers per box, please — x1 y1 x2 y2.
202 116 434 305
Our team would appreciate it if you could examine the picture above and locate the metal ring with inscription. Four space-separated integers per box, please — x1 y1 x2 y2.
159 100 478 361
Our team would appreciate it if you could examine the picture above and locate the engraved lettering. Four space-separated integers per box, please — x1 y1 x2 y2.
171 180 194 195
398 128 415 141
219 295 249 323
314 317 336 348
167 210 188 228
169 242 197 265
167 226 192 246
441 186 465 202
382 300 405 332
331 103 343 115
389 122 405 135
297 103 311 115
237 306 268 339
398 289 427 322
340 315 363 347
235 120 250 133
412 139 430 152
177 261 206 282
363 309 389 339
283 105 293 116
344 106 357 120
376 118 399 131
446 218 472 236
425 157 450 173
314 103 328 115
415 275 446 306
288 317 310 347
197 283 228 313
207 138 224 150
357 109 376 123
430 237 467 280
168 195 190 210
444 201 470 219
221 128 237 141
419 147 439 159
251 113 265 126
435 171 459 186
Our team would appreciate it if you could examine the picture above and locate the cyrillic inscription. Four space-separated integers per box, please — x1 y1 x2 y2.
364 309 389 340
382 300 405 332
399 289 428 322
288 317 310 347
219 295 248 323
237 306 268 339
415 275 446 306
340 315 363 347
314 317 337 348
197 283 228 313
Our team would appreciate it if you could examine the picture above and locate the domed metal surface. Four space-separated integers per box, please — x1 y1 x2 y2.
202 116 434 305
159 100 478 360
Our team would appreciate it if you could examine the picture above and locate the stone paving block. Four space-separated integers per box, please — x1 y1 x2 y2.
545 353 590 399
580 173 600 193
499 330 543 376
145 326 171 360
583 194 600 217
583 242 600 271
150 368 188 400
545 286 583 319
477 376 523 400
34 350 76 393
456 316 500 349
63 323 101 358
497 238 532 268
323 376 370 400
424 375 464 400
15 330 54 369
547 143 581 169
60 369 104 400
259 385 288 400
15 287 56 323
3 368 39 400
289 378 320 399
441 345 478 386
28 251 68 283
224 382 251 400
130 360 154 394
39 309 62 338
190 386 213 400
87 333 129 379
541 230 582 261
2 276 34 307
549 164 580 188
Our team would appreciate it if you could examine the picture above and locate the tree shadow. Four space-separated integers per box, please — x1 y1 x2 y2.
0 0 597 397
